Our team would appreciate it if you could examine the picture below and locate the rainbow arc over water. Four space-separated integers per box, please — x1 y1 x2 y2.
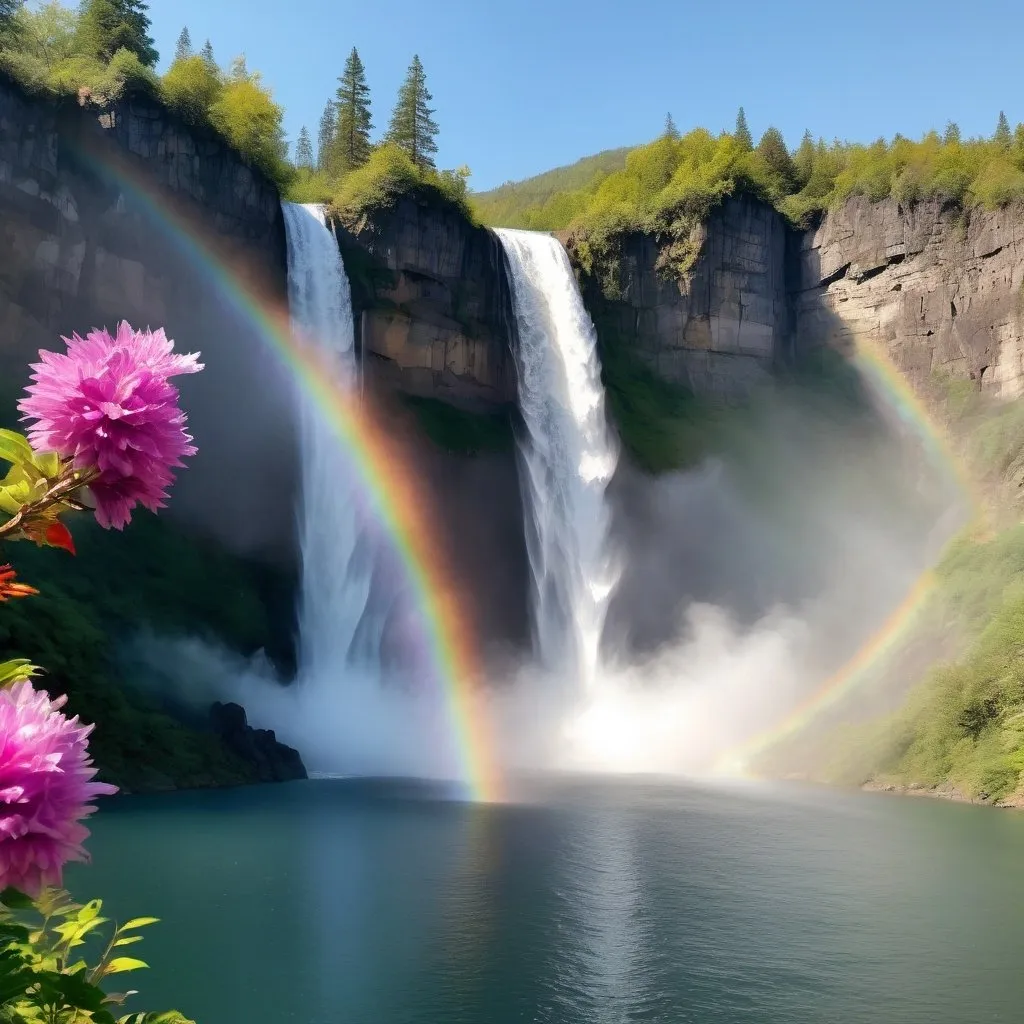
73 142 502 802
722 334 986 770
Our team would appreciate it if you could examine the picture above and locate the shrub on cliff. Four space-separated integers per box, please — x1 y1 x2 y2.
160 52 221 126
332 142 472 220
208 57 291 186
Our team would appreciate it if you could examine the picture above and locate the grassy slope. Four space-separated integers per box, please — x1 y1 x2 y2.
764 380 1024 803
470 147 631 228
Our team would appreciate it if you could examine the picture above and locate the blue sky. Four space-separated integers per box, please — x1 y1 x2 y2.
148 0 1022 192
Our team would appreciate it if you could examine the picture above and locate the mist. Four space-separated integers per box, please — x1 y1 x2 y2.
125 361 965 792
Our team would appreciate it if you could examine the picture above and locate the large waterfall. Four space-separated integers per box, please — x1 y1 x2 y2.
496 229 619 693
275 202 454 780
282 202 381 681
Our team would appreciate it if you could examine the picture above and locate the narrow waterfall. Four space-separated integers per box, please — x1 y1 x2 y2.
496 229 619 692
282 202 383 683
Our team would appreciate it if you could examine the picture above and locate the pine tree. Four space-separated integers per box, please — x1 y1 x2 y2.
331 47 373 174
317 100 337 171
943 121 961 145
174 26 192 62
77 0 158 66
0 0 23 35
793 129 815 187
995 111 1011 148
663 112 680 140
385 55 439 169
756 126 796 192
734 106 752 150
200 38 217 71
295 126 314 169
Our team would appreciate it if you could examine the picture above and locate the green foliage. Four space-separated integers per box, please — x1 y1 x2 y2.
172 26 191 63
327 47 372 176
476 117 1024 296
0 888 194 1022
663 112 679 141
316 98 335 171
470 147 631 229
332 143 471 220
294 125 314 170
0 509 292 791
75 0 157 68
734 106 752 151
208 58 291 184
159 53 220 126
384 54 438 170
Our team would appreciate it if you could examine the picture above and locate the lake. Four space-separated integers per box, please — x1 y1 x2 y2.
69 776 1024 1023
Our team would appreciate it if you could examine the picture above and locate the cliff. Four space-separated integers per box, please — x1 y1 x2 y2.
792 195 1024 396
568 196 789 400
337 197 518 410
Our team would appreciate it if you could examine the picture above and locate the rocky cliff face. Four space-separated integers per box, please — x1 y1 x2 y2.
337 197 517 410
0 75 297 562
792 196 1024 396
570 196 789 399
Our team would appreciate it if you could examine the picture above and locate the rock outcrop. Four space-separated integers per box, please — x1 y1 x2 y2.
210 701 307 782
792 196 1024 397
570 196 789 399
337 197 517 410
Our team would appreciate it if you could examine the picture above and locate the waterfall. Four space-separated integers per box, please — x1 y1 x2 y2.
496 229 619 692
282 202 384 683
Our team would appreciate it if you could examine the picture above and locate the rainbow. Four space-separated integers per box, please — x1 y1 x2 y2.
721 334 985 772
70 141 502 802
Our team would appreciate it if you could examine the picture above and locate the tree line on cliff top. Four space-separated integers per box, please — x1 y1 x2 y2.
0 1 470 217
472 106 1024 252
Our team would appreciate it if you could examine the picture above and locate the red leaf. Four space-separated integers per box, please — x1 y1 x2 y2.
44 521 76 555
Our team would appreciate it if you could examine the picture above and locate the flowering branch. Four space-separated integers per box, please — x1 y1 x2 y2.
0 321 203 1023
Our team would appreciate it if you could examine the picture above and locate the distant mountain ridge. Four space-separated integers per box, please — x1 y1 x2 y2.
471 146 632 227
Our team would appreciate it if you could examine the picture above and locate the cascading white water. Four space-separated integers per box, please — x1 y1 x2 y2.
496 229 619 693
282 202 383 681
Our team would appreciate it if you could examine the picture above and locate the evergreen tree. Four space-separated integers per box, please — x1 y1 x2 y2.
0 0 23 35
793 128 815 187
200 38 216 70
77 0 158 66
943 121 961 145
317 100 337 171
734 106 752 150
663 112 680 140
331 47 373 174
995 111 1011 148
174 26 192 62
756 126 796 192
385 55 438 169
295 126 314 169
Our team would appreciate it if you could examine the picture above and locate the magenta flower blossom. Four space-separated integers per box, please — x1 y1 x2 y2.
0 680 117 896
18 322 203 530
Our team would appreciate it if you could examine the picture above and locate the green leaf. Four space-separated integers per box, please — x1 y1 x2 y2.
103 957 149 975
0 430 34 467
77 900 103 924
0 485 24 515
112 935 144 947
30 451 60 480
119 918 160 932
0 887 35 910
0 661 39 688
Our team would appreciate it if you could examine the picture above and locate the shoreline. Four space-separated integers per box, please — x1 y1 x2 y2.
861 779 1024 810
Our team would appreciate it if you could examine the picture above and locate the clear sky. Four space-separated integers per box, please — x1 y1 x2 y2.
148 0 1022 192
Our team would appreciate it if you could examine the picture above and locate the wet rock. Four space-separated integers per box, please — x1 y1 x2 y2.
210 701 307 783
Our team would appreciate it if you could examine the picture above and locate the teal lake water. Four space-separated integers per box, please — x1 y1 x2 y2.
69 778 1024 1023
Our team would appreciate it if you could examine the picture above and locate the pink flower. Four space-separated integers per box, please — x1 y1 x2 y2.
0 680 117 896
18 322 203 530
